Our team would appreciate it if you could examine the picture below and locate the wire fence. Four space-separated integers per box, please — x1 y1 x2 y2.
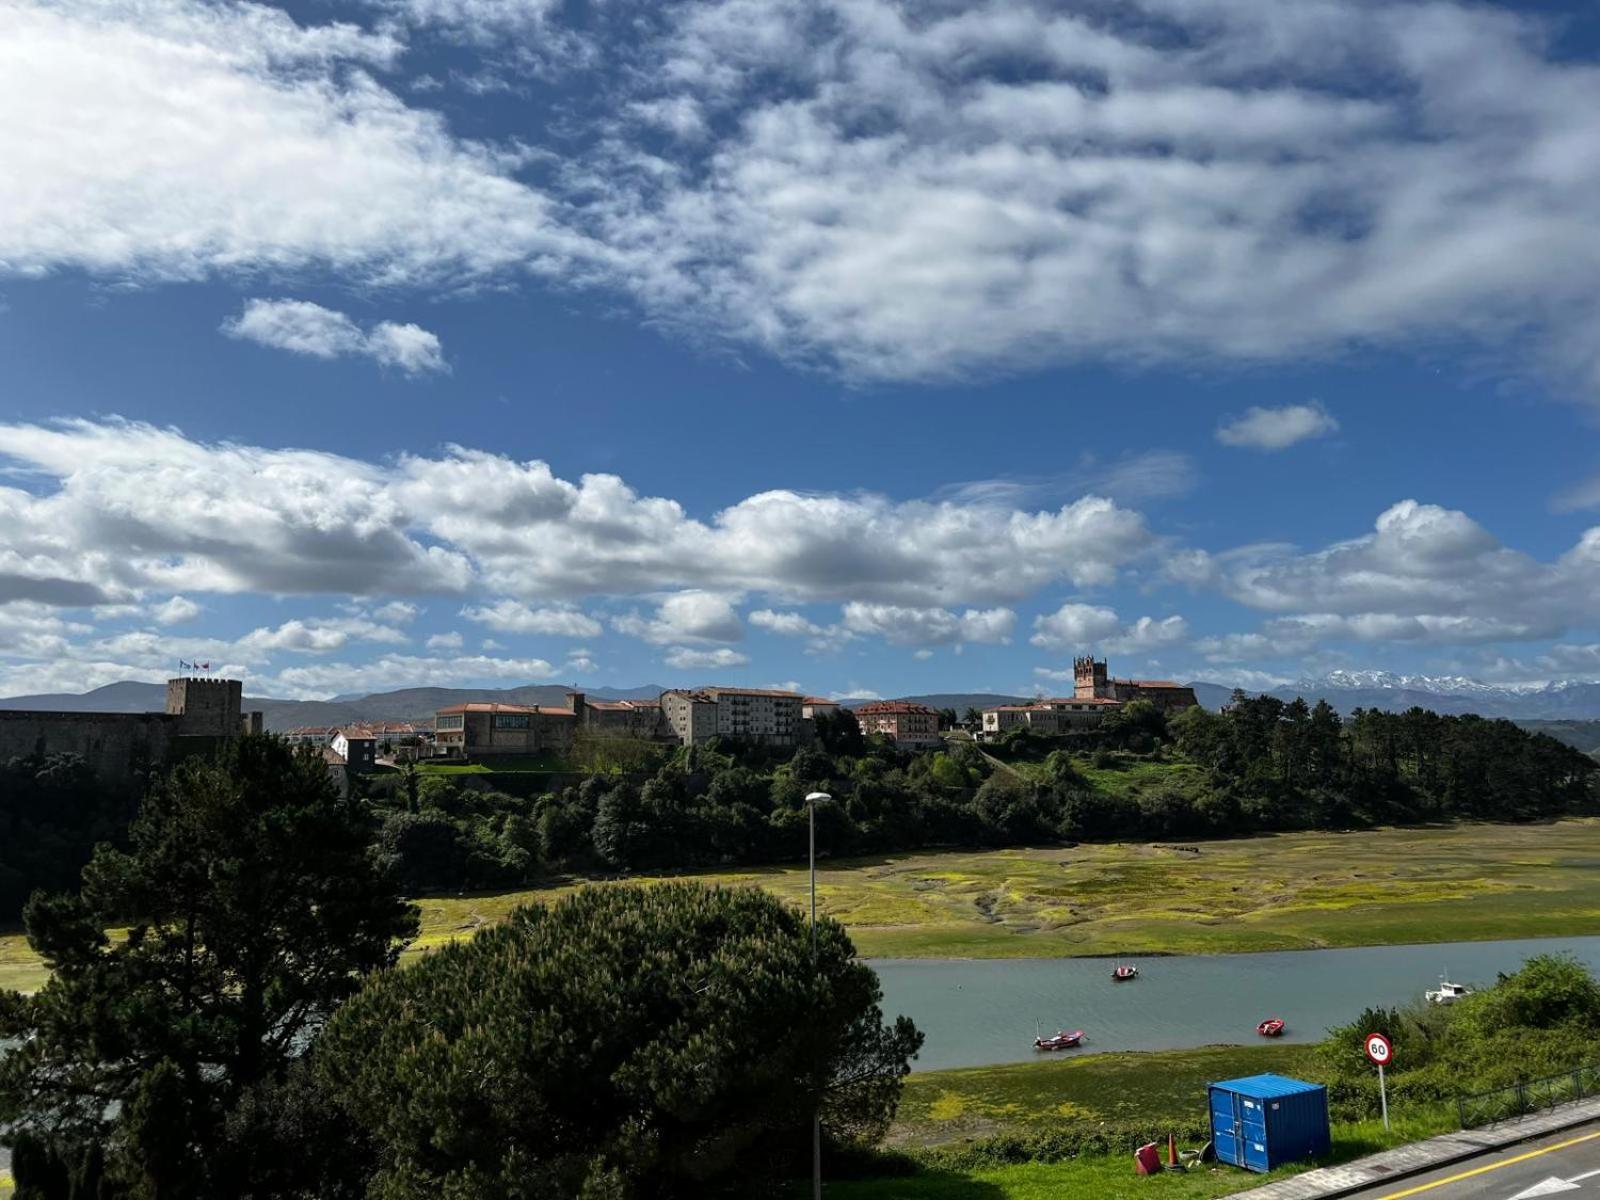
1457 1064 1600 1129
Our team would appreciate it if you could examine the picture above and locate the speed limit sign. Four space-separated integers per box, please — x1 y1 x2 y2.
1365 1033 1393 1066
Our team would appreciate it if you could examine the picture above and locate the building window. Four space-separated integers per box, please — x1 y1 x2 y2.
436 714 464 730
493 713 531 730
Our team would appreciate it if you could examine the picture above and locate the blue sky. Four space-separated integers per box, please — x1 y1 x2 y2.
2 0 1600 700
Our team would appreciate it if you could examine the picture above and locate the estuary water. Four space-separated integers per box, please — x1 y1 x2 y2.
870 935 1600 1072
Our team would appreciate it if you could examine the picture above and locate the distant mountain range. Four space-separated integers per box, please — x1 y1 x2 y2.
1247 672 1600 720
6 673 1600 731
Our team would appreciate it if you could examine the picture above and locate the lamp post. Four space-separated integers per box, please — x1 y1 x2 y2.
804 791 831 1200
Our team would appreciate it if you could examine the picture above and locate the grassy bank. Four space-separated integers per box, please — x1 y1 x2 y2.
811 1113 1453 1200
814 1044 1456 1200
6 819 1600 991
891 1044 1321 1147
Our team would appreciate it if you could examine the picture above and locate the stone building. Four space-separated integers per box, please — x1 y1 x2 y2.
1072 657 1198 712
853 700 942 749
432 700 576 758
659 687 804 747
0 676 261 784
580 696 670 740
980 696 1123 739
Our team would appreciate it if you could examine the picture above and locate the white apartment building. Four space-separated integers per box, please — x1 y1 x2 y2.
660 687 804 746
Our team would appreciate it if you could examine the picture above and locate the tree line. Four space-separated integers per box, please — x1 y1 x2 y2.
3 695 1593 920
363 697 1595 892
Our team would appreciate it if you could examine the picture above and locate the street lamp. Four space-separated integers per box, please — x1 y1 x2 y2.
804 791 831 1200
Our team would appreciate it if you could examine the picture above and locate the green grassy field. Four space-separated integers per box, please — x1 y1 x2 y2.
836 1042 1455 1200
891 1044 1321 1147
810 1111 1455 1200
7 819 1600 992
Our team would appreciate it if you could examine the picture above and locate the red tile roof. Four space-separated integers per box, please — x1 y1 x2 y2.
434 703 574 718
802 696 838 706
856 701 939 715
1131 680 1185 689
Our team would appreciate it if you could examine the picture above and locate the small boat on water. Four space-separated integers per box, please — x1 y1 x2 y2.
1112 963 1139 982
1426 977 1471 1005
1256 1018 1286 1038
1034 1029 1085 1052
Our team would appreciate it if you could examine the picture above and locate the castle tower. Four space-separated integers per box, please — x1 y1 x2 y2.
1073 656 1108 700
166 677 243 737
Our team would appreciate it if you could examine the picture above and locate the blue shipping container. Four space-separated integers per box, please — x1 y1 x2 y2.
1208 1074 1331 1174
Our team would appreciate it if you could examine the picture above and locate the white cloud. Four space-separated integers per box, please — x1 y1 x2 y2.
1031 604 1188 655
615 591 744 644
222 300 448 375
460 599 604 637
372 601 419 624
571 0 1600 389
6 0 1600 395
262 652 560 699
663 645 749 670
749 609 826 638
939 451 1198 507
1030 603 1122 650
150 595 201 625
1180 499 1596 627
912 648 933 661
0 0 588 285
1537 645 1600 677
1553 474 1600 514
1104 615 1189 654
840 602 1015 647
1217 403 1339 451
426 631 464 649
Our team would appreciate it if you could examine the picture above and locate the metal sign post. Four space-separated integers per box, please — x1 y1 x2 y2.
1365 1033 1393 1131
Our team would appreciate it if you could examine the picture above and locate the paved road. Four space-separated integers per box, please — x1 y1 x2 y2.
1343 1124 1600 1199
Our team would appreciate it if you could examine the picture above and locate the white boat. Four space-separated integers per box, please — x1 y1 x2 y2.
1425 976 1471 1005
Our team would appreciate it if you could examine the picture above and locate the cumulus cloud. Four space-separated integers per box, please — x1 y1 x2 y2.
0 0 588 285
150 595 201 625
1030 603 1122 649
567 0 1600 388
615 591 744 644
1216 404 1339 451
840 603 1015 647
460 599 604 637
663 645 749 670
262 652 560 698
425 631 464 649
222 299 448 375
1031 604 1188 654
1179 499 1600 661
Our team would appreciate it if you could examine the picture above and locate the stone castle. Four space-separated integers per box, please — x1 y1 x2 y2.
1072 657 1198 712
0 677 261 784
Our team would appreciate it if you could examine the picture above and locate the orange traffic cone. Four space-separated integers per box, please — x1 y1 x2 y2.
1168 1131 1178 1168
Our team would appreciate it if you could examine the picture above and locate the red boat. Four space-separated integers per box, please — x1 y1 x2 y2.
1257 1018 1286 1038
1034 1029 1085 1052
1112 964 1139 982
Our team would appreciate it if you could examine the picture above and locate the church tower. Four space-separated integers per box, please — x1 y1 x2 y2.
1073 656 1108 700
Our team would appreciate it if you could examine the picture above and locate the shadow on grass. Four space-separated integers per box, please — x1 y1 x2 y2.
791 1168 1007 1199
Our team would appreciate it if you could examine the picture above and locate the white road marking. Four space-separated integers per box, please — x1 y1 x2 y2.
1508 1177 1582 1198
